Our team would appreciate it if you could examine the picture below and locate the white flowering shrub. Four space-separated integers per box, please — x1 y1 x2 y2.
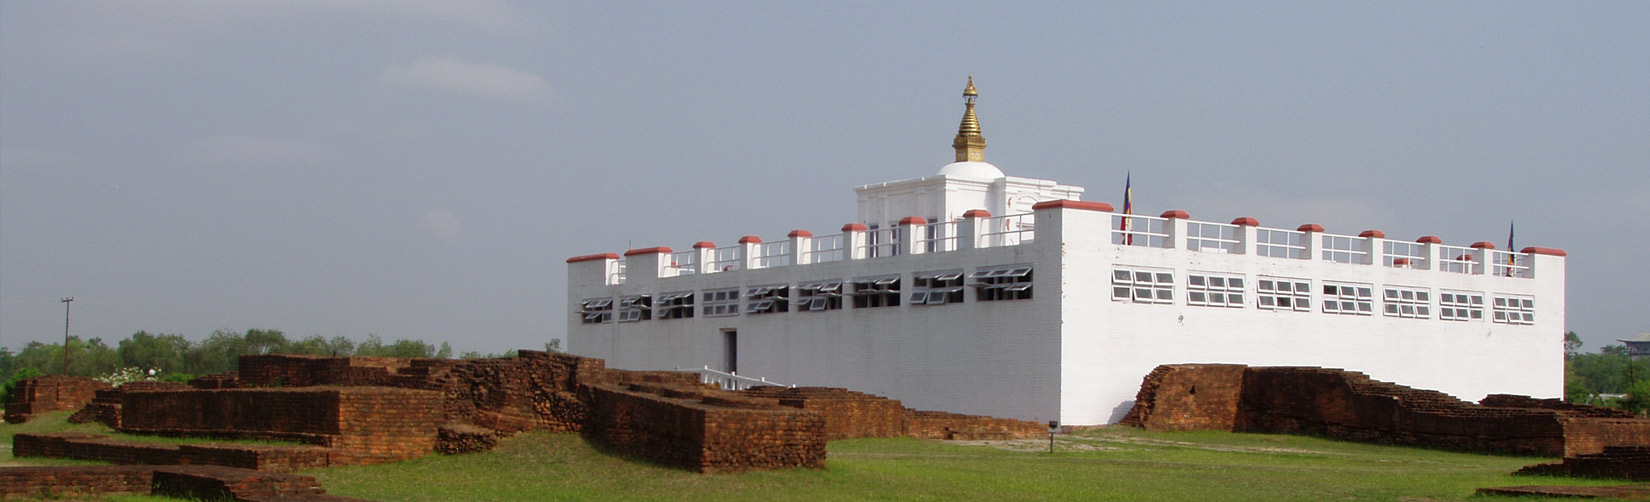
96 367 160 386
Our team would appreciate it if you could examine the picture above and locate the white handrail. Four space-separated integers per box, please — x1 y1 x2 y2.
676 366 793 391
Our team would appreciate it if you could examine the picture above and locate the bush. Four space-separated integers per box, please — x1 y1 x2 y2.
1 367 45 405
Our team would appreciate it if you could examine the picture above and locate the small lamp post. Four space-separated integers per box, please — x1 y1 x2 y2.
61 297 74 375
1047 420 1059 453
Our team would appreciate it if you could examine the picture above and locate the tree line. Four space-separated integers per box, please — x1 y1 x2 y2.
1564 331 1650 414
0 328 532 386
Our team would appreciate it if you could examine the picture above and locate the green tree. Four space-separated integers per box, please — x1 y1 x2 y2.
1564 331 1583 358
1623 380 1650 416
1564 359 1593 403
117 331 193 374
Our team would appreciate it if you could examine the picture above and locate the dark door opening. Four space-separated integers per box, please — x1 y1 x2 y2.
722 329 738 374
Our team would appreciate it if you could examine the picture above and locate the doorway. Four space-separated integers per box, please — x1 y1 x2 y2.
722 329 738 374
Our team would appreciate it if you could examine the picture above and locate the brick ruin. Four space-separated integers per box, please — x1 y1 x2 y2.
0 465 366 501
7 350 1043 480
3 375 111 424
1121 364 1650 459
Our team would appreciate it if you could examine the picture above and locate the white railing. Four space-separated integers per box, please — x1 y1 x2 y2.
1487 250 1532 278
924 220 961 253
711 245 743 272
1321 233 1368 264
978 213 1034 248
1186 221 1240 254
756 241 791 268
806 233 845 264
861 227 900 258
1382 241 1428 269
1112 214 1169 248
668 250 698 275
1437 244 1478 274
1255 228 1307 259
676 366 793 391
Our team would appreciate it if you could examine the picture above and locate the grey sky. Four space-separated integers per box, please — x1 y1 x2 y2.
2 2 1646 355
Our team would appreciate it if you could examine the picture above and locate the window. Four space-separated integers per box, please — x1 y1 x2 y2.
1382 287 1431 319
1492 295 1535 325
1257 278 1311 311
911 271 965 306
1439 291 1483 321
1321 283 1373 316
971 266 1033 301
579 298 613 324
851 275 901 308
745 285 789 314
794 280 844 312
656 291 695 319
1111 267 1173 304
1187 273 1244 308
702 288 740 318
617 294 652 322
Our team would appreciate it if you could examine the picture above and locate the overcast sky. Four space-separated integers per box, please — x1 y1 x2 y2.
2 2 1646 355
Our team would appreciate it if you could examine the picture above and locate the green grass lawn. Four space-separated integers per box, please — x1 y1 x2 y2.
2 413 1631 501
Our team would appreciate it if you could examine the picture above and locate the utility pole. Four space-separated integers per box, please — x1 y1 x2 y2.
61 297 74 375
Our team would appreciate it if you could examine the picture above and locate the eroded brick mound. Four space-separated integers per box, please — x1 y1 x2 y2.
3 375 110 424
1516 446 1650 481
1124 364 1650 457
1119 364 1246 431
1476 484 1650 500
0 465 370 501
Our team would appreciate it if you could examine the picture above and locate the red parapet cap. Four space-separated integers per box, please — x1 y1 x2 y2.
898 216 927 226
841 223 868 232
738 235 763 244
693 241 717 249
624 246 672 256
566 252 619 264
1159 210 1190 219
1230 217 1260 227
1522 246 1567 257
1358 230 1386 238
1416 236 1442 244
1297 224 1324 232
962 209 992 218
1031 199 1115 212
1470 241 1496 249
788 229 813 238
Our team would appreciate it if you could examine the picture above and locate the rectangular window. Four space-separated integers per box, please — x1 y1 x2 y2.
579 298 613 324
970 266 1033 302
1381 286 1431 319
1438 291 1484 322
851 275 901 308
1492 295 1535 325
1257 278 1311 312
617 294 652 322
702 288 740 318
1187 273 1244 308
911 271 965 306
1111 267 1173 304
655 291 695 319
794 280 844 312
745 285 789 314
1321 283 1373 316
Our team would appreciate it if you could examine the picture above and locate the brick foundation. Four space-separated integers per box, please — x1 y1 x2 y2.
0 465 368 501
583 383 826 473
117 387 442 464
3 375 111 424
13 433 331 472
1516 446 1650 481
1123 364 1650 457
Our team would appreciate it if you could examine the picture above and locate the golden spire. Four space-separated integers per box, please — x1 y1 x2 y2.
953 75 987 162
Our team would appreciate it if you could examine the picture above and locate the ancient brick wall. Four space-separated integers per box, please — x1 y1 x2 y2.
3 375 111 423
117 386 442 463
743 387 907 440
582 383 825 473
0 465 155 499
0 465 360 501
1516 445 1650 481
1124 364 1650 458
69 381 192 428
902 410 1046 440
12 433 331 472
1118 364 1246 431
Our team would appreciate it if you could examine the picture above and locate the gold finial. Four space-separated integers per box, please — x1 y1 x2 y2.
953 75 986 162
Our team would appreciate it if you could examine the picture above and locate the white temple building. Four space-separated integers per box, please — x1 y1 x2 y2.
565 78 1567 425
